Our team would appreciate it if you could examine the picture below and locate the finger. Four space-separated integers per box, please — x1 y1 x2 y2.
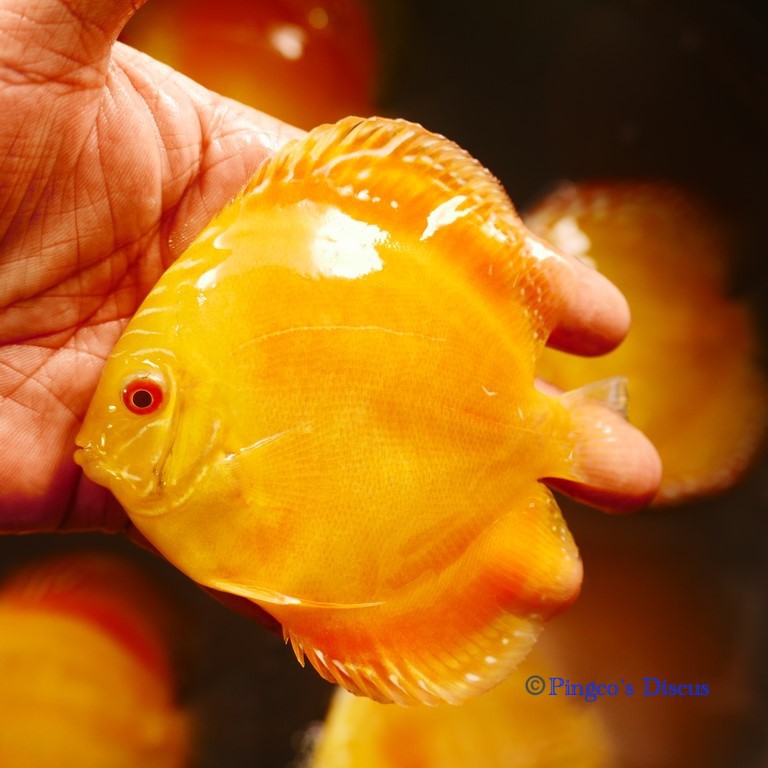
0 0 147 87
526 234 631 356
548 412 662 513
536 378 662 511
546 425 662 513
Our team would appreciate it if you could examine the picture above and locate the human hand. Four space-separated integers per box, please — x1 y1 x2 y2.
0 0 301 534
0 0 659 537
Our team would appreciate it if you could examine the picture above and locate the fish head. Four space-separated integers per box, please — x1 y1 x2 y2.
75 334 223 516
75 346 178 512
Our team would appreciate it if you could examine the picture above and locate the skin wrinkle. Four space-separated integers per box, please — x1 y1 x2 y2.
0 121 32 228
10 0 127 89
0 84 164 334
0 249 142 343
17 362 78 420
1 149 56 269
108 51 201 267
0 359 31 401
0 16 104 90
42 342 97 414
1 341 59 386
69 325 115 366
2 152 87 316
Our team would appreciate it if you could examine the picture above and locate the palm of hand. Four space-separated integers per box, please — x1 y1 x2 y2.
0 3 298 533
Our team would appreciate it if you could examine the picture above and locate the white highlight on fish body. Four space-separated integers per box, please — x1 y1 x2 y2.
310 207 385 279
420 195 470 241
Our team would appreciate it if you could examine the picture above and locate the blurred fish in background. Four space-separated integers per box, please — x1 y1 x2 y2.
119 0 381 129
529 181 768 504
0 553 189 767
538 501 763 767
309 652 615 768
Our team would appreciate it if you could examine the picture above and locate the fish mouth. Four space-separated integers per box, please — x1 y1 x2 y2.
74 440 164 515
73 441 115 488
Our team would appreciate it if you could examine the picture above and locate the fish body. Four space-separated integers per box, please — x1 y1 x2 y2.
76 117 629 705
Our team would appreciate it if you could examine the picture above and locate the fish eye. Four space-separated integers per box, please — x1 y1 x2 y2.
121 378 164 415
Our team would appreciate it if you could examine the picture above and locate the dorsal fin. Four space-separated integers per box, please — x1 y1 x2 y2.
245 117 512 211
242 116 562 347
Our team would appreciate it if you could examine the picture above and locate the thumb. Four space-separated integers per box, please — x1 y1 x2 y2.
0 0 147 87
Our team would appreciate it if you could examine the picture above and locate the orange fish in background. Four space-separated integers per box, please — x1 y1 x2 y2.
75 116 659 705
529 181 768 504
0 554 189 767
120 0 378 129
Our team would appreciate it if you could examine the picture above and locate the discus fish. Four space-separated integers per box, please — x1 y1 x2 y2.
76 116 650 705
0 554 189 767
529 182 768 504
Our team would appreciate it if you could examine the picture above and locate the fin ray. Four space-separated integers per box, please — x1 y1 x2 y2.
560 376 628 418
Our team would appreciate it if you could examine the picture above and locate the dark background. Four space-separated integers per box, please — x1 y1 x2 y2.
2 1 766 766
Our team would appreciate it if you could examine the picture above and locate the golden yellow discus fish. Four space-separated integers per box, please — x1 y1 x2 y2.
76 116 632 706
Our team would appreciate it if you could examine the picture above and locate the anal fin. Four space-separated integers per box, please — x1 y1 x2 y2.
261 484 581 706
286 607 543 707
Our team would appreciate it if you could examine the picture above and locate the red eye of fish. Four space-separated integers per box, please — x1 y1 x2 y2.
122 379 164 415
